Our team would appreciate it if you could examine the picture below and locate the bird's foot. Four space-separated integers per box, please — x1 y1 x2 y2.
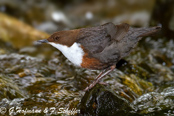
83 65 116 91
83 81 108 91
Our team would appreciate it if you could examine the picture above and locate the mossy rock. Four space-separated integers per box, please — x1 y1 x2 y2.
80 84 133 116
0 75 25 99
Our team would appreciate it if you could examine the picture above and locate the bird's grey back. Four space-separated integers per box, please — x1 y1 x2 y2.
77 22 116 55
76 22 160 65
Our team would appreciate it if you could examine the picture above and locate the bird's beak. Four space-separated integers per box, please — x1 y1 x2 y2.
37 39 49 43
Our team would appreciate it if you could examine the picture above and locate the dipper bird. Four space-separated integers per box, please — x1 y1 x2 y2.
37 22 161 91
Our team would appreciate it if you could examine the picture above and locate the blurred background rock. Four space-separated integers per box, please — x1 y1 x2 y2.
0 0 157 32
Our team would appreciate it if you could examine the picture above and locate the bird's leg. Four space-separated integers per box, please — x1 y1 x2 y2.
84 65 116 91
83 71 104 91
93 65 115 85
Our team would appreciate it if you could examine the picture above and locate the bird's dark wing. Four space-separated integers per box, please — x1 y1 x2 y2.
76 22 117 55
90 23 130 64
114 23 130 41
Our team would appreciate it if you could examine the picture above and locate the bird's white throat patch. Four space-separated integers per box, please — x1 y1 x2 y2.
49 42 84 66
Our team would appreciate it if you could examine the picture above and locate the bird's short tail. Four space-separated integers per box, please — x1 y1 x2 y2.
137 25 161 37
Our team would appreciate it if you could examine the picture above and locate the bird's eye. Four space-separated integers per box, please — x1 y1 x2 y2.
54 36 59 41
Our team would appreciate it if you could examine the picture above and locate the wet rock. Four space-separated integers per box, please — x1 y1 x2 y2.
121 74 154 96
80 84 133 116
0 53 43 74
132 87 174 115
0 53 55 88
118 62 150 80
0 75 25 99
116 62 154 95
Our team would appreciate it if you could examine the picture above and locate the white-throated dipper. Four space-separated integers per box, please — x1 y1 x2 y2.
37 22 161 91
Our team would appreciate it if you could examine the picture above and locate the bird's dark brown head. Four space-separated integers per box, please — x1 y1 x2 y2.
37 29 80 47
47 29 80 47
